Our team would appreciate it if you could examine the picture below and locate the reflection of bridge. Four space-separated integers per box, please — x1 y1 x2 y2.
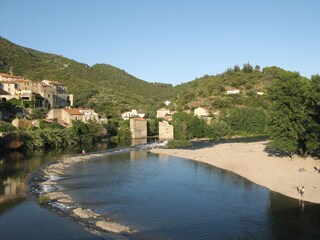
0 177 26 204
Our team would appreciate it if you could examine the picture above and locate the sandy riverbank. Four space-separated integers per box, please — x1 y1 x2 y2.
150 141 320 204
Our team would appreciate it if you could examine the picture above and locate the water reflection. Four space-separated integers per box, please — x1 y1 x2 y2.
131 138 147 146
130 151 147 161
0 142 110 214
268 192 320 240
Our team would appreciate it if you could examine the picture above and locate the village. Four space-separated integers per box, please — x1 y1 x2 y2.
0 72 265 141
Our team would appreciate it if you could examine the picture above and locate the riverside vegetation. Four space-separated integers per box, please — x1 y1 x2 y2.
1 37 320 157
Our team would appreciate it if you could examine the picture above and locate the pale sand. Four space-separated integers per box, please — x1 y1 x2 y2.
150 141 320 204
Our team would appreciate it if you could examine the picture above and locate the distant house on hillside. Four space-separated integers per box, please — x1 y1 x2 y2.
15 79 35 91
121 109 145 120
156 108 171 118
47 108 83 126
37 80 73 108
0 89 14 101
194 107 209 117
0 73 23 82
0 81 16 96
164 100 171 106
47 108 106 127
225 87 240 94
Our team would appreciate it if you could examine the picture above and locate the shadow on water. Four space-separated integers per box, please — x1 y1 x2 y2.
268 192 320 240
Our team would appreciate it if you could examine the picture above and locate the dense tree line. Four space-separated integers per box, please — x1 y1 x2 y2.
0 120 107 152
171 108 267 142
268 73 320 156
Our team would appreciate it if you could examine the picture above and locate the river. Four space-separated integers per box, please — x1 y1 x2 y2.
1 140 320 239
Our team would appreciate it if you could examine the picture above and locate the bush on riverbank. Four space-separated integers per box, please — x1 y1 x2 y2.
166 140 192 149
0 120 106 152
39 194 51 205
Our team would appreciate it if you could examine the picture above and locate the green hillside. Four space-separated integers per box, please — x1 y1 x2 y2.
0 37 172 117
164 64 309 113
0 37 310 118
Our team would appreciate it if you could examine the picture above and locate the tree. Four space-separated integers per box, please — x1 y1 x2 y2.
205 120 228 140
242 63 253 73
267 74 310 156
117 120 130 141
225 107 267 134
187 116 206 139
172 112 191 140
304 75 320 154
29 108 48 119
234 65 241 72
147 118 161 136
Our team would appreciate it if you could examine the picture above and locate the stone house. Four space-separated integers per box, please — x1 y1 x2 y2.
0 81 16 96
121 109 145 120
0 73 74 108
37 80 73 108
0 89 14 101
194 107 209 117
156 108 171 118
0 73 22 82
80 109 108 124
15 79 36 91
47 108 83 126
47 108 106 126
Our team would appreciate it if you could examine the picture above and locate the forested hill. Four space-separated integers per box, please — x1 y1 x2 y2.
166 64 309 112
0 37 172 116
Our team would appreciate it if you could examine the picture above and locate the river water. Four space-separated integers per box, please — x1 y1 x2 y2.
0 146 108 240
1 141 320 239
58 148 320 240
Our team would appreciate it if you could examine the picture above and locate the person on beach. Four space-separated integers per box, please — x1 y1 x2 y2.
297 186 305 196
82 149 86 154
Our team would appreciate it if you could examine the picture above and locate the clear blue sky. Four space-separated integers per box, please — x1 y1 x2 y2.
1 0 320 85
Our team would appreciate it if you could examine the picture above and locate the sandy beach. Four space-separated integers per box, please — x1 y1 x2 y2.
150 141 320 204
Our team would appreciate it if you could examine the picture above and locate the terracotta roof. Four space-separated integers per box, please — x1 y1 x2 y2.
0 73 21 78
16 79 31 83
0 81 15 84
63 108 83 115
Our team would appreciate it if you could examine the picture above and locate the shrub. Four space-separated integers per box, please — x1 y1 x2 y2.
39 194 51 205
166 140 192 149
